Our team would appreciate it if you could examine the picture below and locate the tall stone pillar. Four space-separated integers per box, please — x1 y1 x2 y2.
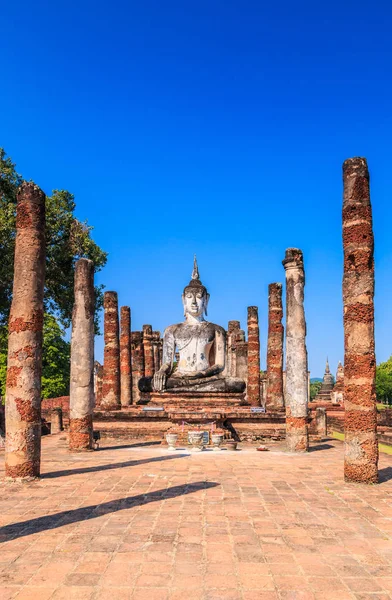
51 408 63 434
5 182 46 480
247 306 261 406
101 291 121 410
226 321 241 377
266 283 284 410
120 306 132 406
283 248 309 452
343 157 378 483
152 331 161 372
143 325 155 378
69 258 95 451
94 361 103 406
131 332 145 403
315 407 327 439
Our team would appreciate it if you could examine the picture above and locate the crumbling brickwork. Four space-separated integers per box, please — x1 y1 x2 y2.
131 331 145 403
143 325 155 378
266 283 284 409
101 292 121 409
5 182 46 479
152 331 162 373
120 306 132 406
94 361 103 406
283 248 309 452
69 258 95 450
247 306 261 406
343 157 378 483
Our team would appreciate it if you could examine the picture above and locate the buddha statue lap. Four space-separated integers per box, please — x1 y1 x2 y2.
139 258 246 394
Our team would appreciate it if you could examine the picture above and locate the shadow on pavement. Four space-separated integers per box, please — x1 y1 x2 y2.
0 481 219 542
42 453 188 479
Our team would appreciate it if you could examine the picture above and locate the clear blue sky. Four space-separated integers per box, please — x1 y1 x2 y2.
1 1 392 377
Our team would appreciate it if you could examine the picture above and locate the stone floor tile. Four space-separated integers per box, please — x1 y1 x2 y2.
13 587 54 599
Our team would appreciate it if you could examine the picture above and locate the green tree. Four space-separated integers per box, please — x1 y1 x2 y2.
41 315 71 399
376 357 392 405
310 381 322 401
0 147 107 401
0 148 107 330
0 315 71 400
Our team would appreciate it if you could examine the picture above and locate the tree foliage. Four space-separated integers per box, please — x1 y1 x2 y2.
0 147 108 401
0 315 71 400
0 147 107 330
376 357 392 405
310 381 322 401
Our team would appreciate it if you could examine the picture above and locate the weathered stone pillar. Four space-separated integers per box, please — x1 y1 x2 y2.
94 361 103 406
315 407 327 439
343 157 378 483
283 248 309 452
235 337 248 381
143 325 155 377
51 408 63 434
226 321 240 377
69 258 95 451
101 291 121 410
120 306 132 406
152 331 161 372
131 332 144 403
5 182 46 480
266 283 284 410
247 306 261 406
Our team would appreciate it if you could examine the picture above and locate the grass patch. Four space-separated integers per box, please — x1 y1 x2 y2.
332 431 392 455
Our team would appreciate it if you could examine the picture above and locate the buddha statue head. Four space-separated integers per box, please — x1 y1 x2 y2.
182 256 210 319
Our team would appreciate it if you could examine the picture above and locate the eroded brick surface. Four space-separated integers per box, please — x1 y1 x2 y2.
101 292 121 410
343 157 378 484
120 307 132 406
283 248 309 452
266 283 284 410
247 307 260 407
5 182 46 480
69 259 95 450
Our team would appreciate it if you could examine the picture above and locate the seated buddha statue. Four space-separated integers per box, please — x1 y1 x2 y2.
139 258 246 394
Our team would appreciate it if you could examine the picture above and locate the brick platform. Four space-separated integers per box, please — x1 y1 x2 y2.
1 435 392 599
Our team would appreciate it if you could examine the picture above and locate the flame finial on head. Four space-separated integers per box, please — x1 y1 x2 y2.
192 255 200 281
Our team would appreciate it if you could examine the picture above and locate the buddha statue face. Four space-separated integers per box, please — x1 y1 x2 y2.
182 285 209 318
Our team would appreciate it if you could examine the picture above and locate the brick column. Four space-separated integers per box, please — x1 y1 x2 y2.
226 321 241 376
69 258 95 451
94 361 103 406
315 407 327 439
131 332 145 403
120 306 132 406
152 331 161 372
143 324 155 377
266 283 284 410
283 248 309 452
247 307 260 406
101 291 121 409
5 182 46 480
51 408 63 434
343 157 378 483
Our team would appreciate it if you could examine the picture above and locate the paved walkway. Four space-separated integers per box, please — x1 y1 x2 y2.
1 436 392 600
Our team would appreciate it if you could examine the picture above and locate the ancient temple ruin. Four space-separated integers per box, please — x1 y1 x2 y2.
3 157 382 483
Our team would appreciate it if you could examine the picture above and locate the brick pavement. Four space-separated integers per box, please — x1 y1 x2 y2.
1 436 392 600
